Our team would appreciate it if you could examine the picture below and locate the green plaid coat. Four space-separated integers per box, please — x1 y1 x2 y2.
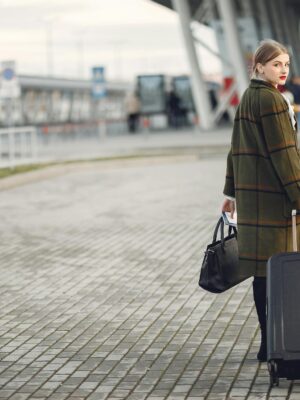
224 79 300 277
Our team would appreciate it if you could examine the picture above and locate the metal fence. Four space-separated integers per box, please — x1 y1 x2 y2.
0 126 38 168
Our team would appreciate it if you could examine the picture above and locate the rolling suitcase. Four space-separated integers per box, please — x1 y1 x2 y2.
267 210 300 387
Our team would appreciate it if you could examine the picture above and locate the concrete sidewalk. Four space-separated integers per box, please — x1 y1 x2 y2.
37 127 232 162
0 127 232 191
0 153 298 400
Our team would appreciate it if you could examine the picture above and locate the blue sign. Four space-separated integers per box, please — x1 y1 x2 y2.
3 68 14 80
92 66 106 99
0 60 20 99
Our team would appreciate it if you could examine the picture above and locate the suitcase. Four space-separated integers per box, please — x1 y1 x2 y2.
267 210 300 387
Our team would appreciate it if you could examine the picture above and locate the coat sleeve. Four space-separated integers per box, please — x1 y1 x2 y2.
260 90 300 203
223 148 235 198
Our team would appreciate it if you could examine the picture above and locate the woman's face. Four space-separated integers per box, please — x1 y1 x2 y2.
257 53 290 87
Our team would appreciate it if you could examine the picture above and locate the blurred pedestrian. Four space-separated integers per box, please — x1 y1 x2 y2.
125 91 140 133
222 39 300 362
167 90 181 128
287 75 300 127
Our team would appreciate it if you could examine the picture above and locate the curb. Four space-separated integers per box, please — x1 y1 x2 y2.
0 145 230 191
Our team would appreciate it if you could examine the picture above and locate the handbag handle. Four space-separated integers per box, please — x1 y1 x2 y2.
213 217 224 243
213 216 237 249
229 225 237 235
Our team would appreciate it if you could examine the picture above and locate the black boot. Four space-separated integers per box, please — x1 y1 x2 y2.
253 277 267 362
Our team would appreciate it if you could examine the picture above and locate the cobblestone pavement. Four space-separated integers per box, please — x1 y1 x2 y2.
0 155 299 400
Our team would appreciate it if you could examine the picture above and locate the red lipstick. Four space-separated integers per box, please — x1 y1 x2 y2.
280 75 287 79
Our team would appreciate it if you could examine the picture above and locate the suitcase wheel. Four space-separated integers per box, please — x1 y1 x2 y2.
268 360 279 387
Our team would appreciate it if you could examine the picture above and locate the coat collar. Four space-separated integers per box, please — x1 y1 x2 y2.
250 79 279 92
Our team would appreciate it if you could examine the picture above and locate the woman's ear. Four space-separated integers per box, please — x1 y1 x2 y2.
256 63 264 75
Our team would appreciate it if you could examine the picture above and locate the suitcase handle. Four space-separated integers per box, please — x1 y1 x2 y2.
292 210 298 251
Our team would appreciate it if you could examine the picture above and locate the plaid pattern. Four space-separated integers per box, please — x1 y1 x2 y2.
224 79 300 277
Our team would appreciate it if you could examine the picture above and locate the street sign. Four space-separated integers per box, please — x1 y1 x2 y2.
91 66 106 99
0 60 20 99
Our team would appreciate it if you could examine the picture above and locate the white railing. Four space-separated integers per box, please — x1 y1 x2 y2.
0 126 38 168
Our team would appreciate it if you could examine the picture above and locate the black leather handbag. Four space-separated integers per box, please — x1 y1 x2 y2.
199 216 246 293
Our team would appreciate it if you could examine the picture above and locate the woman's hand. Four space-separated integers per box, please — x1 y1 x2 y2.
222 198 235 218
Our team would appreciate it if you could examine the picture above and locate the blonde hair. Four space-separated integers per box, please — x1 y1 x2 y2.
252 39 289 78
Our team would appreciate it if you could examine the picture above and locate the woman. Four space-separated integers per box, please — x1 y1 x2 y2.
221 39 300 362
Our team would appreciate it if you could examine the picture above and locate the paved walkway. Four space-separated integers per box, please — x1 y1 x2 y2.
0 154 299 400
37 127 232 162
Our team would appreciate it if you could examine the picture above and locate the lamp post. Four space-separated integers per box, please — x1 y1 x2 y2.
44 15 60 77
112 40 125 81
77 29 86 78
46 19 54 76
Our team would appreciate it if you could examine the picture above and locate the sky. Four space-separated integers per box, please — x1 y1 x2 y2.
0 0 221 83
